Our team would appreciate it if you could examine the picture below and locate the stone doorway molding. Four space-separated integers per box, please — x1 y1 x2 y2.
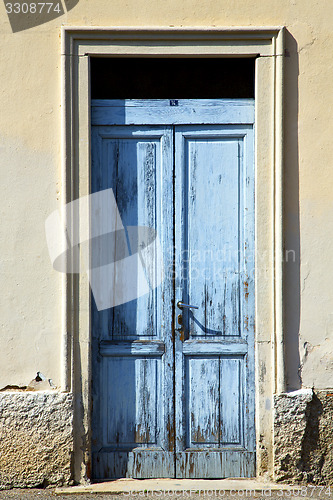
61 26 285 482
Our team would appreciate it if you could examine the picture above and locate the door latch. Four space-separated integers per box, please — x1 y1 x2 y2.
177 313 185 342
177 301 199 310
176 302 198 342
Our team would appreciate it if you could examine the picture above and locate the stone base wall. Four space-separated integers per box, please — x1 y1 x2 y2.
0 392 73 489
2 388 333 487
274 390 333 484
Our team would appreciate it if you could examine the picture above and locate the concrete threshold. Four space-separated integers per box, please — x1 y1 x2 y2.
56 478 292 495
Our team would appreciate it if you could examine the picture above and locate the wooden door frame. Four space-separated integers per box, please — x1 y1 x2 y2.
61 26 285 483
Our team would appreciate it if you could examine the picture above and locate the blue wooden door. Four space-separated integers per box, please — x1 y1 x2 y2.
91 100 255 479
174 125 255 477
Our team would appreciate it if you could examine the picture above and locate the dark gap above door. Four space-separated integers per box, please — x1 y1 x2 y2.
90 57 255 99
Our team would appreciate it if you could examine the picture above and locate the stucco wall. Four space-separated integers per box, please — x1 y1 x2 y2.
1 0 333 392
1 0 333 486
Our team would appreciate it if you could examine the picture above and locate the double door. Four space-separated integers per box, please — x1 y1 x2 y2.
91 99 255 479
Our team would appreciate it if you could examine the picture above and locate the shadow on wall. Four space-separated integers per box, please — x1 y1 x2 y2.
284 30 301 391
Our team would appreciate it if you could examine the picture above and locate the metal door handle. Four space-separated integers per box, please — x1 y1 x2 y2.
177 301 199 310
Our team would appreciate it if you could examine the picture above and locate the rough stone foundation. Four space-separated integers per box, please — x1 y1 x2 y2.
0 392 73 489
274 389 333 484
2 388 333 487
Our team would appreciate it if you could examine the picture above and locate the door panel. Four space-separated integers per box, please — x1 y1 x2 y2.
220 357 242 445
104 357 158 445
91 126 174 479
91 128 170 339
185 356 243 448
187 357 220 445
91 100 255 480
174 126 255 478
176 132 243 337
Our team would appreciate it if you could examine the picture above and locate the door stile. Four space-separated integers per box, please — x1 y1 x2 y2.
159 126 176 465
174 126 187 463
239 126 256 456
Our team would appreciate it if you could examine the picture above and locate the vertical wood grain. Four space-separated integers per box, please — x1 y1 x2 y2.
92 100 255 479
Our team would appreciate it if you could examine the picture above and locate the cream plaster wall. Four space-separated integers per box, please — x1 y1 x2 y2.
0 1 333 390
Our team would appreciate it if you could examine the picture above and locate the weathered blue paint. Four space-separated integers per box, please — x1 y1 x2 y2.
174 123 255 478
91 99 255 126
91 100 255 479
91 125 174 479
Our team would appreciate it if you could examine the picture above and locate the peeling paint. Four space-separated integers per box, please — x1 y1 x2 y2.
0 373 56 392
